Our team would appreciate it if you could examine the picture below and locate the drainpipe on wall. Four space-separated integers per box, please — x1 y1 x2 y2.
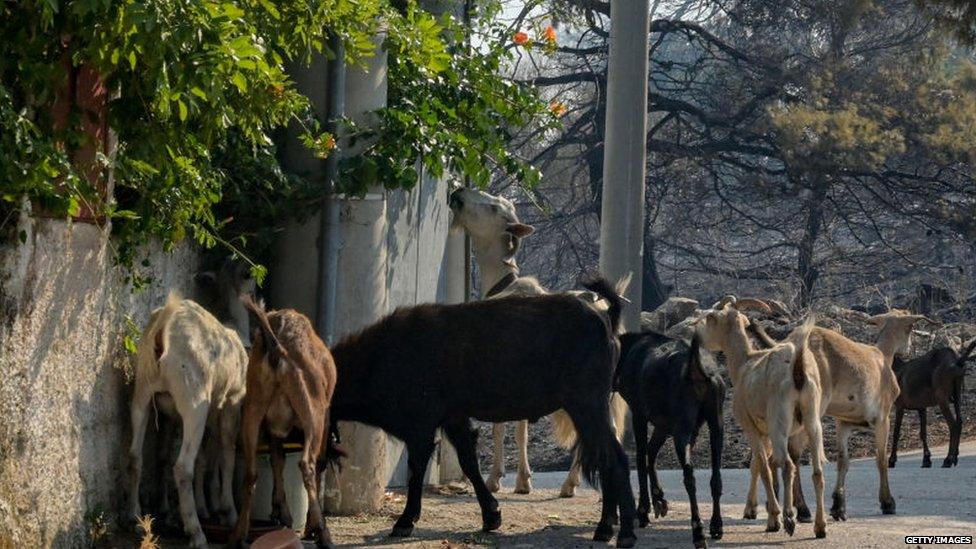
317 34 346 345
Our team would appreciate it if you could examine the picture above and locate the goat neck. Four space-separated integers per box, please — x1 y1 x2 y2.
874 323 910 369
471 236 519 298
716 320 755 386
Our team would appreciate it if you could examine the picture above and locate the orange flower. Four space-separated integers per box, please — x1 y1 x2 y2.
513 31 529 45
543 26 557 44
315 134 336 158
549 101 568 117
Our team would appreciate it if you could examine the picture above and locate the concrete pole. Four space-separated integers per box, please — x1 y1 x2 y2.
599 0 650 332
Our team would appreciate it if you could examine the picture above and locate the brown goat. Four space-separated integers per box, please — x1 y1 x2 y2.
227 298 339 548
889 339 976 468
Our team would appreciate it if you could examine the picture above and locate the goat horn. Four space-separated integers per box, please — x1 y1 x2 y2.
712 295 737 309
732 298 773 313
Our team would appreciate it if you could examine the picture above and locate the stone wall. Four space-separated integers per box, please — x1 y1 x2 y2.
0 213 200 547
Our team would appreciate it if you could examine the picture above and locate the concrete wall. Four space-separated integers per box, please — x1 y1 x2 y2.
0 212 200 547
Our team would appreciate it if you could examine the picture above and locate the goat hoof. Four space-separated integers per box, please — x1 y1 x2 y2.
922 457 932 468
709 517 723 539
616 533 637 548
559 486 576 498
881 498 896 515
486 477 501 493
830 494 846 521
765 521 780 533
638 514 650 528
796 506 812 523
693 538 708 549
514 476 532 494
593 522 615 542
888 457 896 468
816 528 827 539
784 517 795 536
390 525 414 538
652 499 668 518
482 510 502 532
942 458 953 468
743 509 757 520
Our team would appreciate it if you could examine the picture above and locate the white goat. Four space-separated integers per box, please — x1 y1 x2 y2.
448 186 628 498
128 292 248 548
696 299 827 539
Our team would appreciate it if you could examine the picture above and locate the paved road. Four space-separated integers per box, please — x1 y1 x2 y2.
530 440 976 548
287 441 976 548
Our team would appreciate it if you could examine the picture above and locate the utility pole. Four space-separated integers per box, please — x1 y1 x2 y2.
599 0 650 331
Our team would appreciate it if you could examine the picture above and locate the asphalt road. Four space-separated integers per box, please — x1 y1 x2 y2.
250 441 976 548
530 440 976 548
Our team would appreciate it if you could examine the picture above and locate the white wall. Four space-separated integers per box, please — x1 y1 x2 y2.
0 212 200 547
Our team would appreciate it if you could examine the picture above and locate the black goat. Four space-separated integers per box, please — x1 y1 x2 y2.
615 331 726 549
889 339 975 468
330 277 637 548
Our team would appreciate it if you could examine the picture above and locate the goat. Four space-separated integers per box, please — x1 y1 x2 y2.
128 293 248 548
697 300 827 538
330 277 638 547
889 338 976 468
227 298 341 548
747 305 929 521
448 185 628 498
615 331 725 548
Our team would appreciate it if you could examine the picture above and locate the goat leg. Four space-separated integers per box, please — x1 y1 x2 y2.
675 434 706 548
486 423 506 493
888 407 904 468
919 409 932 468
269 437 293 528
391 438 435 537
443 420 502 532
937 401 956 468
513 420 533 494
632 417 651 528
707 416 724 540
646 429 669 519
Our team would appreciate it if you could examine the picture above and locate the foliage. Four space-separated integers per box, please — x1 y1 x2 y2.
1 0 552 281
919 0 976 45
0 0 379 278
339 4 552 195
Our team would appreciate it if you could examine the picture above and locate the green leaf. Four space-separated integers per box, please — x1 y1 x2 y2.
231 73 247 93
178 100 188 122
128 51 137 70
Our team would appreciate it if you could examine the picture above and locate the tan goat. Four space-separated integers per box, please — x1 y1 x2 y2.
749 305 929 521
697 300 827 538
448 186 628 498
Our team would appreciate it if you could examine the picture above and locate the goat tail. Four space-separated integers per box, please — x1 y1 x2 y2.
610 393 628 443
573 430 608 490
787 314 816 391
241 294 286 368
581 274 623 334
956 338 976 369
551 410 577 449
136 292 183 380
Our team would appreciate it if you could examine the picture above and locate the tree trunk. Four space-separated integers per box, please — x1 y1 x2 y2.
642 227 669 310
797 180 828 306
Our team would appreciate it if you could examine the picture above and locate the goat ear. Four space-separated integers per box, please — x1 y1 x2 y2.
505 223 535 238
867 315 887 326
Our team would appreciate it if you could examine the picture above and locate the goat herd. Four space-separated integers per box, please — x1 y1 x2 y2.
126 187 972 549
